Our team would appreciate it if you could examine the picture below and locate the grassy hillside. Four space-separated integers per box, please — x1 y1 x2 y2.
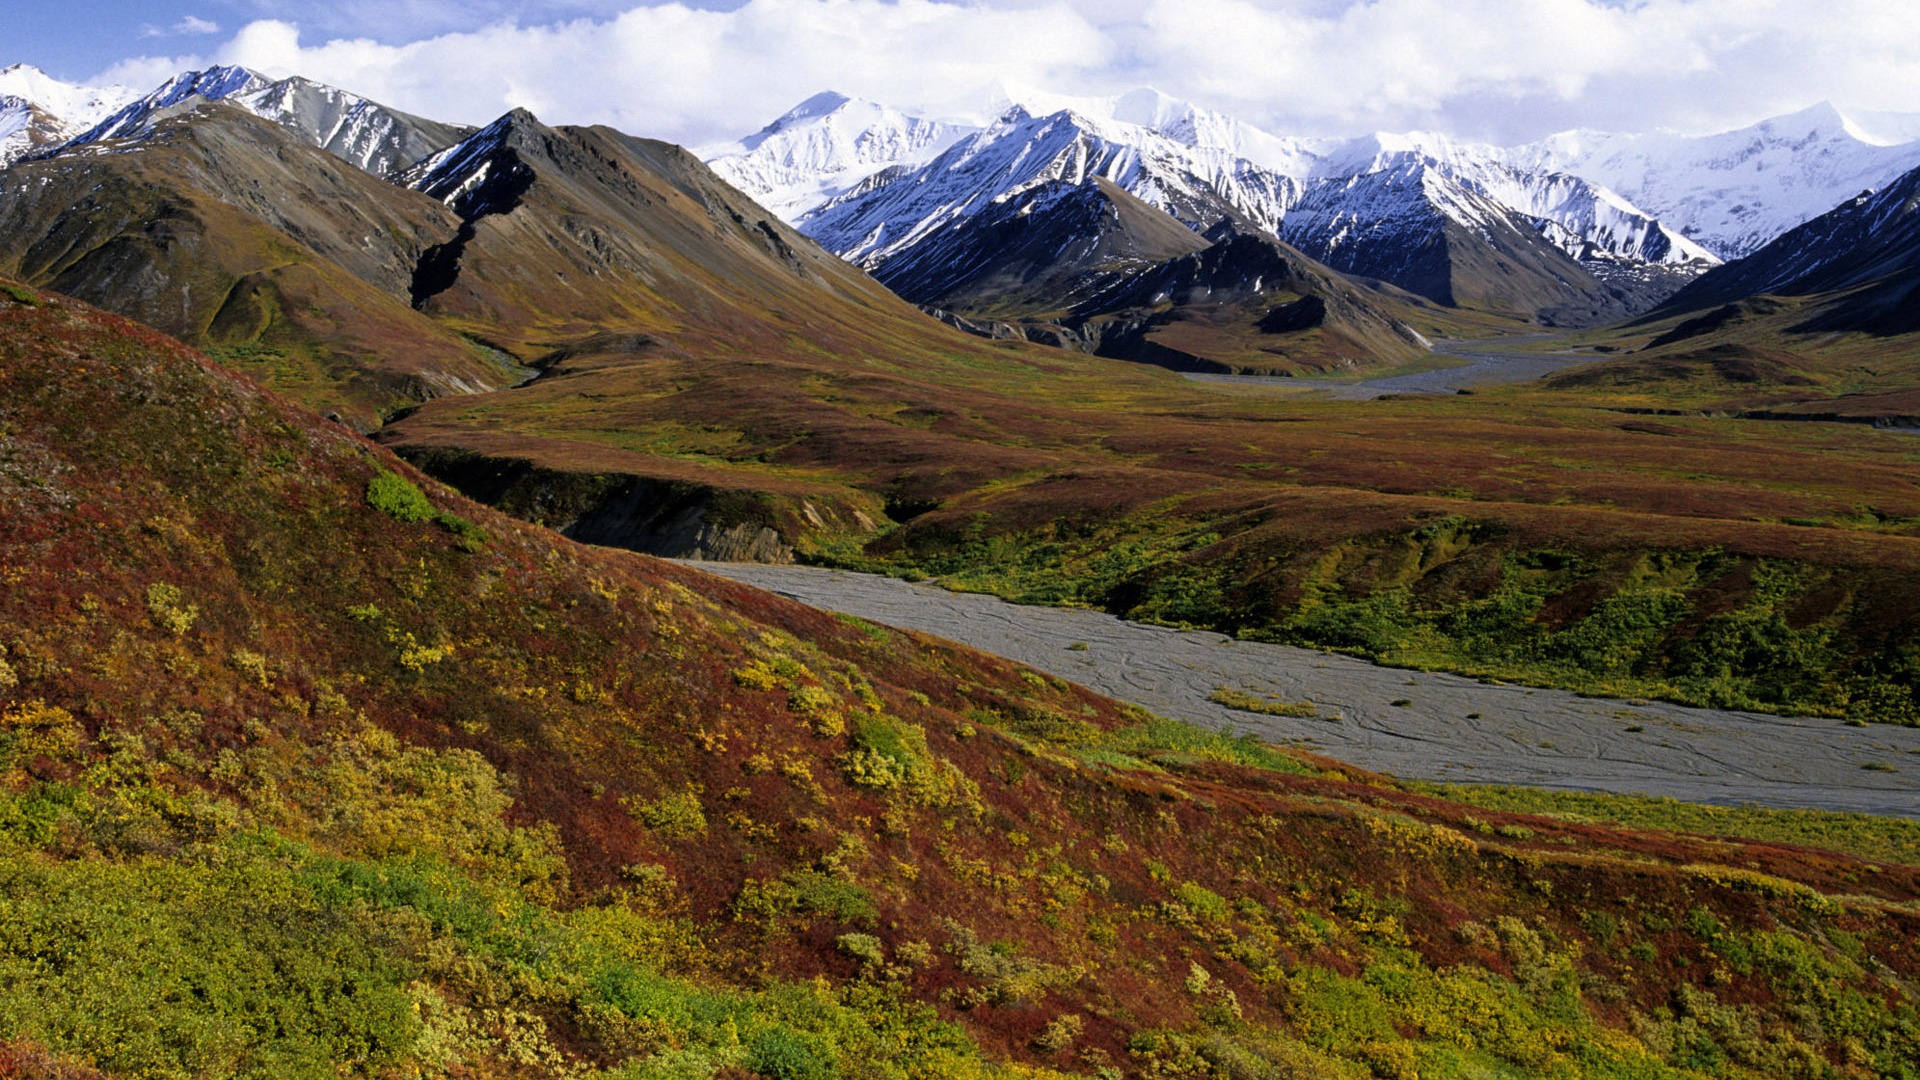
8 283 1920 1079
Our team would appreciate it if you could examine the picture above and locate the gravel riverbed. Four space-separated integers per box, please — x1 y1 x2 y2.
688 561 1920 818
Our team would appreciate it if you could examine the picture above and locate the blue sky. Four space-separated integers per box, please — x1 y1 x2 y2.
13 1 752 81
13 1 1920 148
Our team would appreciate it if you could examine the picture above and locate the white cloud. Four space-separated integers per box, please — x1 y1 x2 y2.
141 15 223 38
96 0 1920 147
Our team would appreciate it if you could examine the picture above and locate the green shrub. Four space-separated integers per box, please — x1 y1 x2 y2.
1032 1013 1084 1053
366 471 436 523
0 857 422 1079
1173 882 1234 924
735 870 877 928
835 932 885 966
746 1026 837 1080
434 511 489 552
1208 688 1319 718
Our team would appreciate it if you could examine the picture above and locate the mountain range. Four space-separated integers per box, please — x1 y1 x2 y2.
7 60 1920 435
10 62 1920 355
709 88 1920 331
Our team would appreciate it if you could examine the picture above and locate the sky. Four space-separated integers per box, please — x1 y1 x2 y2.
12 0 1920 149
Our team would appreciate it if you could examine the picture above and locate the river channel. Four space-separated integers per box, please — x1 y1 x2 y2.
689 562 1920 818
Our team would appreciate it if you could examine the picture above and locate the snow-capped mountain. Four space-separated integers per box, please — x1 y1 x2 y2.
790 96 1696 323
1512 102 1920 259
402 109 538 219
56 65 467 179
0 64 135 166
723 87 1910 276
1662 159 1920 336
1016 92 1716 273
235 75 470 179
867 174 1209 310
1300 134 1716 268
800 104 1303 270
723 88 1718 323
67 65 271 147
705 92 973 222
1278 159 1669 325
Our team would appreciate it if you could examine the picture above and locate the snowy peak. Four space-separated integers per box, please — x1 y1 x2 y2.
0 65 136 166
235 75 468 178
44 65 466 179
706 92 973 222
742 90 854 149
68 65 272 146
1108 87 1192 132
1513 104 1920 258
1758 100 1868 143
0 64 135 124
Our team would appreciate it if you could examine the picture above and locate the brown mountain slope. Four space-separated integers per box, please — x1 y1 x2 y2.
1550 164 1920 422
7 280 1920 1078
399 108 966 362
1058 231 1441 375
0 102 500 420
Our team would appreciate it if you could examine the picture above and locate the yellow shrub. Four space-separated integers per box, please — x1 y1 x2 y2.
145 583 198 635
1 700 84 764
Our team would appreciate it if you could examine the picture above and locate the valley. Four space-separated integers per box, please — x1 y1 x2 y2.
6 49 1920 1080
